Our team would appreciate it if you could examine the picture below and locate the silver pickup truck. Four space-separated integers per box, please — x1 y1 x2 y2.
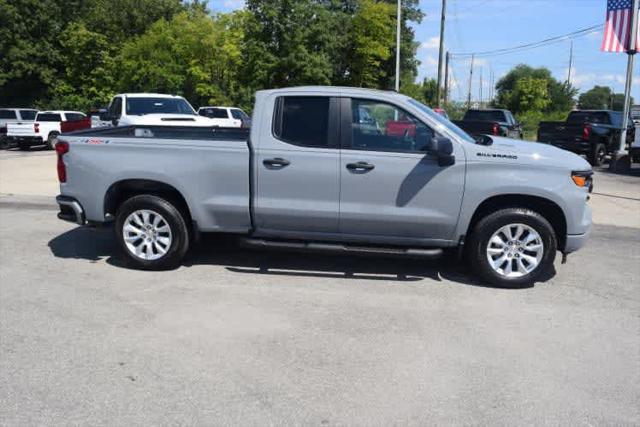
54 86 593 288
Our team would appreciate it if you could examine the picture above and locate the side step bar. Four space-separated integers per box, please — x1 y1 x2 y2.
239 238 443 259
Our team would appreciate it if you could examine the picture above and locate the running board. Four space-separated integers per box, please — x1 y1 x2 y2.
239 238 443 259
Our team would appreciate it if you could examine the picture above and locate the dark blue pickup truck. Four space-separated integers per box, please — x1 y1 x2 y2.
537 110 635 166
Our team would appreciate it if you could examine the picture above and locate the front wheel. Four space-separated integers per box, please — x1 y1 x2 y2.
115 195 190 270
467 208 557 288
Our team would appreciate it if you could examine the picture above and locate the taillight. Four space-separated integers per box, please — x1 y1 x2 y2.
582 124 591 140
55 140 69 183
492 123 499 135
34 123 40 133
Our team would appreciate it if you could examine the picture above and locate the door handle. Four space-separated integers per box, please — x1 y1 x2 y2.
346 161 375 171
263 157 290 168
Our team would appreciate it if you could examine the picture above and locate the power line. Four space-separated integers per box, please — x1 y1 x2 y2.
450 24 602 58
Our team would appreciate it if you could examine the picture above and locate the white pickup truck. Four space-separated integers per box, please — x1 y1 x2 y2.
8 111 90 150
197 106 251 128
0 108 39 149
100 93 214 127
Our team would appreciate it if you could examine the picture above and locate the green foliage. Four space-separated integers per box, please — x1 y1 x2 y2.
578 85 633 111
494 64 577 115
401 78 437 106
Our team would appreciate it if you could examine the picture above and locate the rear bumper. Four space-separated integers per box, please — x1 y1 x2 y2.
56 195 86 225
11 136 43 144
542 139 592 154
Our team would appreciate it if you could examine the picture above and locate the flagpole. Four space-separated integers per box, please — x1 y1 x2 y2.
614 0 639 168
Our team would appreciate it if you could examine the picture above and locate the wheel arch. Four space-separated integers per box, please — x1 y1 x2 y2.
104 179 193 225
466 194 567 251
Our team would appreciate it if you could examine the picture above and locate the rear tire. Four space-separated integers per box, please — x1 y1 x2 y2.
46 132 59 150
467 208 557 288
588 143 606 166
115 195 190 270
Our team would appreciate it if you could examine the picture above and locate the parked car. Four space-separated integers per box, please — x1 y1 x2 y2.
537 110 635 166
0 108 39 149
100 93 215 127
453 109 523 139
7 111 90 150
631 123 640 163
197 106 251 128
54 86 592 288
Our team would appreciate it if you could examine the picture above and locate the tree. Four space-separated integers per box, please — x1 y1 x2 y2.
494 64 576 114
119 10 247 108
578 85 632 111
401 78 437 106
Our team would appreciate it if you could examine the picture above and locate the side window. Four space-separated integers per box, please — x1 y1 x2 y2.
506 112 515 125
0 110 17 119
275 96 329 147
109 98 122 117
65 113 85 121
349 98 436 153
230 109 243 120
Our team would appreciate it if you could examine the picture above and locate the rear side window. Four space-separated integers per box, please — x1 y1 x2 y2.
65 113 85 121
230 109 247 120
0 110 17 119
274 97 329 147
567 112 610 125
200 108 229 119
609 112 622 128
19 110 37 120
36 113 62 122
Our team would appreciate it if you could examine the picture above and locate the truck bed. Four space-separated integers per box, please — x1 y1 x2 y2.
58 125 252 232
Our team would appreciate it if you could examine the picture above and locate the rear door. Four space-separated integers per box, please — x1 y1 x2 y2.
338 97 465 242
254 95 341 234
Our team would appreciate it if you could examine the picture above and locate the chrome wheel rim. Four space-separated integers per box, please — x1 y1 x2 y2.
122 209 172 261
486 223 544 278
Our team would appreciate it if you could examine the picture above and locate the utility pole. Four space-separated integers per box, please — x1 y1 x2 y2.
443 51 450 106
467 54 474 109
479 66 483 108
435 0 447 106
566 40 573 86
395 0 401 92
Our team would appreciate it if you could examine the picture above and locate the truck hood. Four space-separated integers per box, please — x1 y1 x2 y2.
124 114 214 126
470 136 592 171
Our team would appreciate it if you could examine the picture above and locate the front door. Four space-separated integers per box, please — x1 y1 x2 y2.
254 95 341 234
338 98 465 242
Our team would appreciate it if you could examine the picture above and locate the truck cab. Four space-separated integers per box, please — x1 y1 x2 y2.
102 93 215 127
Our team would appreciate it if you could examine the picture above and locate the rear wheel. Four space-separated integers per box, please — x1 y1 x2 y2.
588 143 606 166
46 132 59 150
468 208 557 288
115 195 190 270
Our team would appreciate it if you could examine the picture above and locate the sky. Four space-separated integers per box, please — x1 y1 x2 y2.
208 0 639 102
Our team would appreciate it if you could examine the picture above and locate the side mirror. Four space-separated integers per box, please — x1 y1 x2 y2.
427 137 455 167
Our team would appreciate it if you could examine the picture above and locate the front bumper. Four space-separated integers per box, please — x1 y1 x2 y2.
56 195 86 225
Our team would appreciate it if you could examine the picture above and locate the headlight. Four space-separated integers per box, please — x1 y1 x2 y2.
571 170 593 193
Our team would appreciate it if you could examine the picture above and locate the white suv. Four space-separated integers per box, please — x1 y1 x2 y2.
197 106 251 128
103 93 214 127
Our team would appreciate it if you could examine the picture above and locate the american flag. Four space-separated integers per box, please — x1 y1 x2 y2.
602 0 640 52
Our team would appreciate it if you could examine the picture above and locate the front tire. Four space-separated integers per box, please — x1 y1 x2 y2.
468 208 557 288
115 195 190 270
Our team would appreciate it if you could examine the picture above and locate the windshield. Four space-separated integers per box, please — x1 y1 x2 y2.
408 99 475 144
464 110 505 122
126 97 196 115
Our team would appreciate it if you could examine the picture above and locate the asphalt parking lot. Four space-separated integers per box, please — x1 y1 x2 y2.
1 148 639 425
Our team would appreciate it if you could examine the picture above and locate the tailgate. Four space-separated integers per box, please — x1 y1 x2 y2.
7 122 36 137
